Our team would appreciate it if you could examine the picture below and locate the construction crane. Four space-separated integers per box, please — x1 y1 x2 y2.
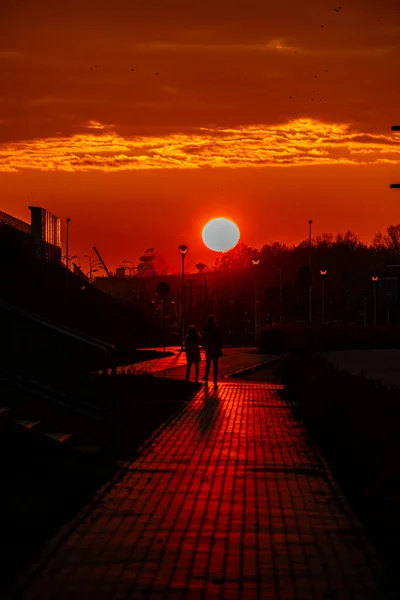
93 246 111 277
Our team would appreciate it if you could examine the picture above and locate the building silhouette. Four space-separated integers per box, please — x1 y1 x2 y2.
0 206 62 265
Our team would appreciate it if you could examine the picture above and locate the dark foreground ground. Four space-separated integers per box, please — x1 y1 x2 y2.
7 380 394 599
0 374 199 594
242 355 400 583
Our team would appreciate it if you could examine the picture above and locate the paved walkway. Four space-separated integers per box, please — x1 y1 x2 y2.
10 381 392 599
123 347 277 380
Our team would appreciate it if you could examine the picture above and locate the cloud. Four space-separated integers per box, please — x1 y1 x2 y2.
84 120 115 130
0 119 399 172
130 40 394 58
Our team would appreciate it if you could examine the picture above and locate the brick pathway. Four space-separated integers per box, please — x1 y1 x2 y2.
11 382 393 599
123 348 278 380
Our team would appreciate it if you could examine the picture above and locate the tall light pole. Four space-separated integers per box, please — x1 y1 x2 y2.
386 292 391 327
66 218 71 270
309 219 313 324
320 270 327 325
252 256 260 345
195 262 207 318
390 126 400 187
178 245 188 351
273 265 282 323
85 256 102 282
372 276 378 327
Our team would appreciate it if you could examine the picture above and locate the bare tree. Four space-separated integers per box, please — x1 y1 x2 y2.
372 224 400 254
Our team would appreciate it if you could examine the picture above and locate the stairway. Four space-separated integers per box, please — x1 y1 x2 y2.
0 375 108 461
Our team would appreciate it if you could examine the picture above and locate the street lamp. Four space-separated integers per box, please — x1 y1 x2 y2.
252 256 260 344
178 244 188 351
85 255 103 282
66 218 71 270
372 276 379 327
320 270 327 325
390 126 400 187
273 265 282 323
309 220 313 324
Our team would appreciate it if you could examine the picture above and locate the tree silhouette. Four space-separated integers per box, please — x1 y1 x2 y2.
372 224 400 255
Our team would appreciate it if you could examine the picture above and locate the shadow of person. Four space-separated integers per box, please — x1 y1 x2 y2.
196 389 220 438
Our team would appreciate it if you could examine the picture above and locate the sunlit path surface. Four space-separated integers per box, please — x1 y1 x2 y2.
126 347 278 380
14 383 391 599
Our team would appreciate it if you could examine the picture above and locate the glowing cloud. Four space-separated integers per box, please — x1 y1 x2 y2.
0 119 399 172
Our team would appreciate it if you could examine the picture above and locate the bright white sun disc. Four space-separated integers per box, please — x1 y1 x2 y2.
202 218 240 252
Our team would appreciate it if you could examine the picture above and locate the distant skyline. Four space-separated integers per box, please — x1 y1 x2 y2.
1 0 399 271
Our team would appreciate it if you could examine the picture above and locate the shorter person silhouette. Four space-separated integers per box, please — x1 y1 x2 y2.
202 314 222 386
185 325 202 383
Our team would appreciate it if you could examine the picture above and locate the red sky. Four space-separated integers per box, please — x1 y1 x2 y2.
1 0 399 273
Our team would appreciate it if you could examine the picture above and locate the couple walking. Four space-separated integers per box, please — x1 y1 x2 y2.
185 315 222 385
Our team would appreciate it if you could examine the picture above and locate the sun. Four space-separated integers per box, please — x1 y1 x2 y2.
202 217 240 252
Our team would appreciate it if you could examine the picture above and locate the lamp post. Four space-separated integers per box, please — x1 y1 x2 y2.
273 265 282 322
66 218 71 270
195 262 207 317
252 256 260 345
178 245 188 351
85 255 102 282
309 220 313 324
372 276 378 327
320 270 327 325
390 126 400 187
386 292 391 327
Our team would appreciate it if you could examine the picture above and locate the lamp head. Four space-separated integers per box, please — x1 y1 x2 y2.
320 270 327 276
178 244 188 256
252 258 260 266
372 276 379 282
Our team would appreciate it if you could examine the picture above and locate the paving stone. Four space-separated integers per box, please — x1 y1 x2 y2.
13 382 394 599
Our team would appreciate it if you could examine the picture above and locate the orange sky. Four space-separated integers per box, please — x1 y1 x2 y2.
1 0 400 273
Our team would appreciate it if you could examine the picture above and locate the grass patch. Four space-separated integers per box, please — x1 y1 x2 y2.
275 353 400 579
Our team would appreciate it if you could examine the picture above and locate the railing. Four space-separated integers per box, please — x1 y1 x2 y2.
0 299 116 377
0 299 117 457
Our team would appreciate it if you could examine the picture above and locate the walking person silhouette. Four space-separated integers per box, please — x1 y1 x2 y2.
184 325 202 383
202 314 222 386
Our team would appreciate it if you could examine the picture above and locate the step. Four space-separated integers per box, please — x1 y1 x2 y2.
14 420 41 430
45 433 72 444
